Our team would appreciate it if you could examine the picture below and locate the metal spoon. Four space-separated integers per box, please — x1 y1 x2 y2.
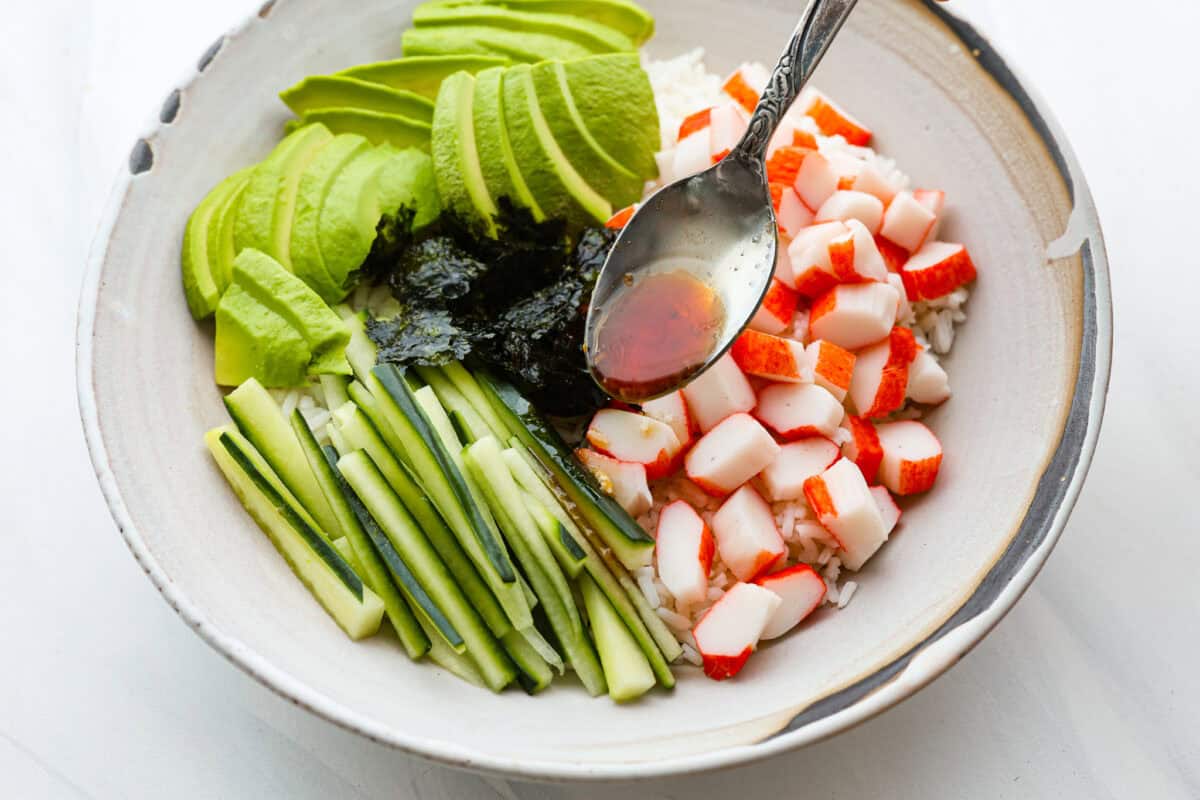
585 0 859 403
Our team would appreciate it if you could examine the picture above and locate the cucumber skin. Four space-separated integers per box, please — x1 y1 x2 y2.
580 573 656 703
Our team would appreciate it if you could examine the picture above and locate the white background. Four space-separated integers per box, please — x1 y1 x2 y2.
2 1 1197 797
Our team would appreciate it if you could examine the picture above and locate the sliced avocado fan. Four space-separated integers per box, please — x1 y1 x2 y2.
432 71 498 235
280 76 435 123
181 167 252 319
501 64 611 227
335 54 510 100
411 4 635 53
530 60 643 208
472 66 543 220
402 26 595 63
421 0 654 45
317 147 391 297
233 124 334 266
290 109 431 151
375 146 443 232
562 54 659 182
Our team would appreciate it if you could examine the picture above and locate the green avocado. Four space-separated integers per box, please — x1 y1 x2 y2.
222 248 352 382
562 54 659 181
317 147 390 296
423 0 654 44
502 64 611 227
411 4 635 53
337 55 510 100
280 76 434 123
291 134 372 301
432 71 498 235
210 171 253 295
375 146 443 232
182 167 251 319
402 26 594 63
472 66 542 219
234 124 334 267
290 109 431 151
214 283 311 388
530 60 643 207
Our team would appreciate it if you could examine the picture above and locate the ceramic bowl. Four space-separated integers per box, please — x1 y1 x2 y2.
77 0 1111 781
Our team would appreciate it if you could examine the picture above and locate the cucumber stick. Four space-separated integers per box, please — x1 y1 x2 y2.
206 426 383 640
502 447 587 576
331 537 362 575
319 374 351 410
501 629 554 694
347 380 410 465
338 450 516 692
442 361 512 440
224 378 342 540
414 365 492 442
327 401 511 637
580 574 655 703
290 409 430 656
475 371 655 570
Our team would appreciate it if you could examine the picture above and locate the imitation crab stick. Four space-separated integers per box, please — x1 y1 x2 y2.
913 188 945 241
900 241 977 301
801 90 873 146
684 412 780 496
842 415 883 484
692 582 781 680
754 383 845 440
805 339 856 402
794 150 839 212
766 146 809 186
775 185 814 237
711 485 787 581
906 348 951 405
848 327 918 419
876 234 910 273
875 420 943 495
870 485 902 535
585 409 682 479
756 564 827 639
827 219 889 283
640 390 696 450
758 437 841 502
709 102 748 158
809 281 900 350
816 190 886 236
655 500 715 608
680 353 757 432
722 63 769 114
803 458 889 571
606 204 637 230
576 448 652 518
730 329 813 383
749 277 800 336
852 161 901 204
677 107 712 140
880 190 937 252
672 128 713 179
786 220 847 298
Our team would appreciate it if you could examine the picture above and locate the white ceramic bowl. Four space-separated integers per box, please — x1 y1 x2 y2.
77 0 1111 781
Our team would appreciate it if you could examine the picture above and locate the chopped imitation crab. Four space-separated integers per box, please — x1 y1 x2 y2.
766 146 809 186
852 160 901 204
775 185 814 237
692 582 781 680
794 150 839 212
672 128 713 179
827 219 888 283
758 436 840 502
731 329 812 383
801 90 872 145
576 448 652 517
880 190 937 252
711 484 787 581
680 353 756 432
606 204 637 229
848 326 918 419
870 485 902 535
816 190 885 235
677 107 712 140
876 420 943 495
803 458 889 571
749 277 800 336
585 408 682 479
843 415 883 483
640 390 696 450
722 63 769 113
685 412 780 496
786 220 846 297
805 339 855 401
900 241 977 301
907 348 951 405
754 382 845 440
655 500 715 607
756 564 827 639
809 281 900 350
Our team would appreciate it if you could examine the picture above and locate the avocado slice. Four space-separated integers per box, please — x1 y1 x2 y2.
318 147 391 296
530 61 643 208
375 146 443 232
432 71 498 235
411 4 635 53
472 67 542 220
423 0 654 44
229 248 352 377
402 26 594 63
290 109 431 151
182 167 251 319
233 124 334 267
209 171 253 296
215 283 311 388
502 65 611 227
562 54 659 181
280 76 434 123
337 55 510 100
291 134 372 301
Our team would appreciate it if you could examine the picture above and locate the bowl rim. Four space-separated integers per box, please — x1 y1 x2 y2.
75 0 1113 782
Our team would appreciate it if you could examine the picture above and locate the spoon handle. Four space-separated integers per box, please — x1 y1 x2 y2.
734 0 859 162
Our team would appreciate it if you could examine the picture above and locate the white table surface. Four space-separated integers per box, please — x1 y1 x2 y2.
3 0 1196 796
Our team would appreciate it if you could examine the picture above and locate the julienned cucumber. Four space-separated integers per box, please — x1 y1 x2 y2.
338 450 517 692
580 574 656 703
223 378 343 540
501 448 587 577
442 361 511 441
205 426 383 640
414 365 493 443
505 439 679 687
289 407 431 658
328 400 514 638
475 372 655 571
